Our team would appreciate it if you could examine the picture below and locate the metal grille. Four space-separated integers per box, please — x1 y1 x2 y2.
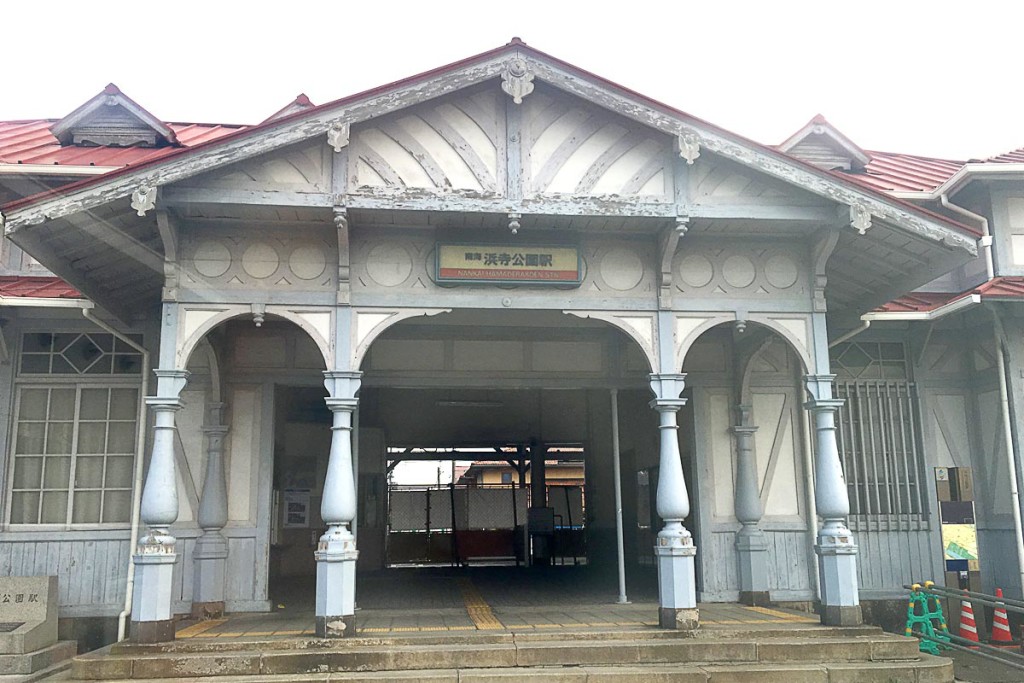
834 380 929 529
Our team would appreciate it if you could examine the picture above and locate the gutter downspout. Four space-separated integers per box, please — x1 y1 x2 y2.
828 320 870 349
82 309 149 642
989 307 1024 596
940 193 994 281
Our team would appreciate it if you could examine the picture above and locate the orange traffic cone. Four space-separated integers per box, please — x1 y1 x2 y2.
959 593 980 648
991 588 1016 647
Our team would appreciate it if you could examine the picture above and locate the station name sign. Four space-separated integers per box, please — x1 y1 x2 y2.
436 244 581 285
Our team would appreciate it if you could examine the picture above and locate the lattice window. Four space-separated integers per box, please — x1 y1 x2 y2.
20 332 142 376
831 342 929 527
8 386 138 525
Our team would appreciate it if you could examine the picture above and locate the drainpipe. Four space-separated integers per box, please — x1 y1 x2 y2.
940 193 994 281
828 320 870 349
989 308 1024 595
81 309 150 642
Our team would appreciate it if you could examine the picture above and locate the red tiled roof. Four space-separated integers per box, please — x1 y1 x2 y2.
0 276 82 299
874 277 1024 314
0 120 245 168
986 147 1024 164
837 151 964 194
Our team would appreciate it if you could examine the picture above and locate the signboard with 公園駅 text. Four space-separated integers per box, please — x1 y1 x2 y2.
435 244 581 285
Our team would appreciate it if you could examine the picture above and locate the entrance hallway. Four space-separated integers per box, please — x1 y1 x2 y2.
177 566 817 638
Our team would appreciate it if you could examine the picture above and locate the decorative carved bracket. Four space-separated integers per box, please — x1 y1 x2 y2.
131 185 157 216
849 204 872 235
657 217 689 308
811 229 840 313
251 303 266 328
508 212 521 235
334 206 350 305
677 132 701 165
155 209 180 301
327 122 350 153
501 59 535 104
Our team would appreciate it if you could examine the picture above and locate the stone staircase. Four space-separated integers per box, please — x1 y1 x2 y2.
68 625 952 682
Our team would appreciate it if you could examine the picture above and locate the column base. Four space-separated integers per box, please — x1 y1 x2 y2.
739 591 771 607
191 601 225 620
820 604 863 626
192 532 228 607
659 607 699 630
315 614 356 638
130 619 175 644
736 530 770 597
655 527 697 629
315 529 358 639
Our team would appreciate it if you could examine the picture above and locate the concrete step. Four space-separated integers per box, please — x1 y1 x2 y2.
70 630 935 681
66 656 955 682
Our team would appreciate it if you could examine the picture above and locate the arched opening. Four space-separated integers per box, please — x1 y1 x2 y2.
174 314 328 616
353 308 659 610
678 321 817 604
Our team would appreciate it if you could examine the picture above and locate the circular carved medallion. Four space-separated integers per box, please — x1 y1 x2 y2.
722 255 756 289
289 246 327 280
765 254 799 289
192 240 231 278
600 248 644 291
242 243 280 279
366 244 413 287
678 254 714 288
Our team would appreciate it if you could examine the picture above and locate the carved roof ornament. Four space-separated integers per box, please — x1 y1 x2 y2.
850 204 872 235
327 122 350 153
333 206 349 231
130 186 157 216
501 59 535 104
508 212 521 235
677 133 701 165
676 216 690 239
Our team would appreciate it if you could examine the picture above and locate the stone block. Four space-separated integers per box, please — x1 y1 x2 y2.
0 640 74 675
699 663 827 683
129 652 261 678
459 667 588 682
824 660 949 683
514 641 639 667
585 664 709 681
0 577 57 655
868 635 920 661
756 638 870 663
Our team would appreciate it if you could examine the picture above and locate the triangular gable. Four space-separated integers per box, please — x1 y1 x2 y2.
50 83 178 147
1 40 977 256
778 114 870 171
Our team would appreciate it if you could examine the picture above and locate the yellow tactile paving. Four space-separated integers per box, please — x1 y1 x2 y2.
745 606 818 623
457 578 504 630
176 619 227 638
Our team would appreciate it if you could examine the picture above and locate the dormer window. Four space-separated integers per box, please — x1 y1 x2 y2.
778 114 870 172
49 84 179 149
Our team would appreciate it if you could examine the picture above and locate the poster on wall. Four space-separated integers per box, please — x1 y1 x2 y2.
283 489 311 528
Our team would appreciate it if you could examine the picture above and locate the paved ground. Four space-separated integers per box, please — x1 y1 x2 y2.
176 565 818 638
951 650 1024 682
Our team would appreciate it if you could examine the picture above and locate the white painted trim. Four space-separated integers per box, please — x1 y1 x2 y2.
861 293 981 321
0 295 93 308
0 164 118 176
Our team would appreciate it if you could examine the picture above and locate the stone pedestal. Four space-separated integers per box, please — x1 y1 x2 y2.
315 529 358 638
131 542 177 643
0 576 74 681
816 530 862 626
655 524 698 629
736 529 771 607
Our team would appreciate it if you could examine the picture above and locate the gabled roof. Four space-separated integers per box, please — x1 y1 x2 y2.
839 151 964 194
872 277 1024 318
0 38 980 251
778 114 871 170
986 146 1024 164
0 119 244 170
50 84 179 147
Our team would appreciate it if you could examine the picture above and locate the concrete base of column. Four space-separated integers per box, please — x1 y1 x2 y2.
130 619 175 644
659 607 699 630
655 528 697 629
315 614 356 638
739 591 772 607
821 604 864 626
315 530 358 639
131 541 178 644
736 529 770 599
816 530 861 626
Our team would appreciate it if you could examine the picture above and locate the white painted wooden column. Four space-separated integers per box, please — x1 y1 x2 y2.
131 368 188 643
192 402 229 618
804 373 862 626
730 405 770 605
316 370 361 638
649 373 698 629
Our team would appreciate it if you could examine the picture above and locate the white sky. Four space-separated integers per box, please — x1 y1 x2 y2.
3 1 1022 160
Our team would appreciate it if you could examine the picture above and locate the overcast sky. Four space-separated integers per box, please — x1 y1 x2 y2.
3 1 1021 161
